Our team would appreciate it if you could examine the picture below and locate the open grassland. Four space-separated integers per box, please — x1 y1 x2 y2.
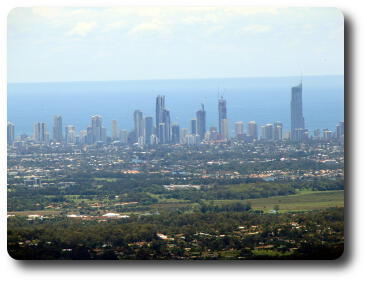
212 190 344 212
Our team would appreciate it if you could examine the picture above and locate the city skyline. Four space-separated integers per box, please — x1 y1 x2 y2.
7 82 344 146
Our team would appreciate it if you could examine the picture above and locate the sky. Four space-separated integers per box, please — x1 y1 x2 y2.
7 7 344 83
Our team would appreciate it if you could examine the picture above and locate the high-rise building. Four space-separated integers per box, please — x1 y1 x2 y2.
196 104 206 141
208 126 219 141
34 122 48 143
155 95 171 144
220 119 229 141
53 115 63 142
111 120 119 140
218 97 227 138
156 95 165 140
163 109 171 143
65 125 76 144
134 110 144 141
336 121 344 140
235 121 244 138
119 130 128 144
7 122 15 145
86 126 93 144
291 82 305 140
180 128 188 144
158 123 166 144
91 115 103 143
273 121 283 140
171 124 180 144
261 124 273 140
144 116 153 145
79 130 87 144
247 121 258 141
323 129 333 141
190 119 197 135
294 128 309 142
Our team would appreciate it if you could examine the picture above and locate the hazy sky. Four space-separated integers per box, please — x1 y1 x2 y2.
8 7 343 83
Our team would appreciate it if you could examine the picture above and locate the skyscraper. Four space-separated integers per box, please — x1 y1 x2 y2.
336 121 344 140
155 95 171 144
163 109 171 143
291 82 305 140
235 121 244 138
156 95 165 140
91 115 103 143
180 128 188 144
247 121 258 141
196 104 206 141
274 121 283 141
171 124 180 144
134 110 144 141
119 130 128 144
323 129 332 141
111 120 119 140
220 118 229 141
218 97 227 138
190 119 197 135
158 123 166 144
34 122 48 143
144 116 153 145
65 125 76 144
7 122 15 145
53 115 63 142
262 124 274 140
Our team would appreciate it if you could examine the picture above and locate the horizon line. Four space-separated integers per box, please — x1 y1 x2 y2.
8 74 343 85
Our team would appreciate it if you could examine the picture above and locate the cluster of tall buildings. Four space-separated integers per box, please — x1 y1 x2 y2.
7 82 344 146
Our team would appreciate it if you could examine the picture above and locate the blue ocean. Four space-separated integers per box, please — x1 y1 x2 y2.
7 76 344 136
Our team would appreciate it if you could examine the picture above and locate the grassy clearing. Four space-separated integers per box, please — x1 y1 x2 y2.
211 190 344 212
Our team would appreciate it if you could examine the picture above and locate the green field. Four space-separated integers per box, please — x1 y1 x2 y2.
212 190 344 212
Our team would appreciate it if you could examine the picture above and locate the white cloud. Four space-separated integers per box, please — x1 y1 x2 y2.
241 24 272 33
104 21 127 32
67 22 97 37
128 20 167 36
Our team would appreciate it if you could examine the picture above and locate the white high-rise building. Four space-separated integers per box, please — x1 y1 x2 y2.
247 121 258 141
221 119 229 141
111 120 119 140
235 121 244 137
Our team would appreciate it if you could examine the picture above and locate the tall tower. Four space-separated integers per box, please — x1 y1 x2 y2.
156 95 165 140
111 120 119 140
144 116 153 145
65 125 76 144
247 121 258 141
163 109 171 143
7 122 15 145
34 122 47 143
196 104 206 141
274 121 283 141
91 115 103 143
134 110 144 140
218 96 227 138
171 124 180 144
53 115 63 142
235 121 244 138
221 118 229 141
190 119 197 135
291 82 305 140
